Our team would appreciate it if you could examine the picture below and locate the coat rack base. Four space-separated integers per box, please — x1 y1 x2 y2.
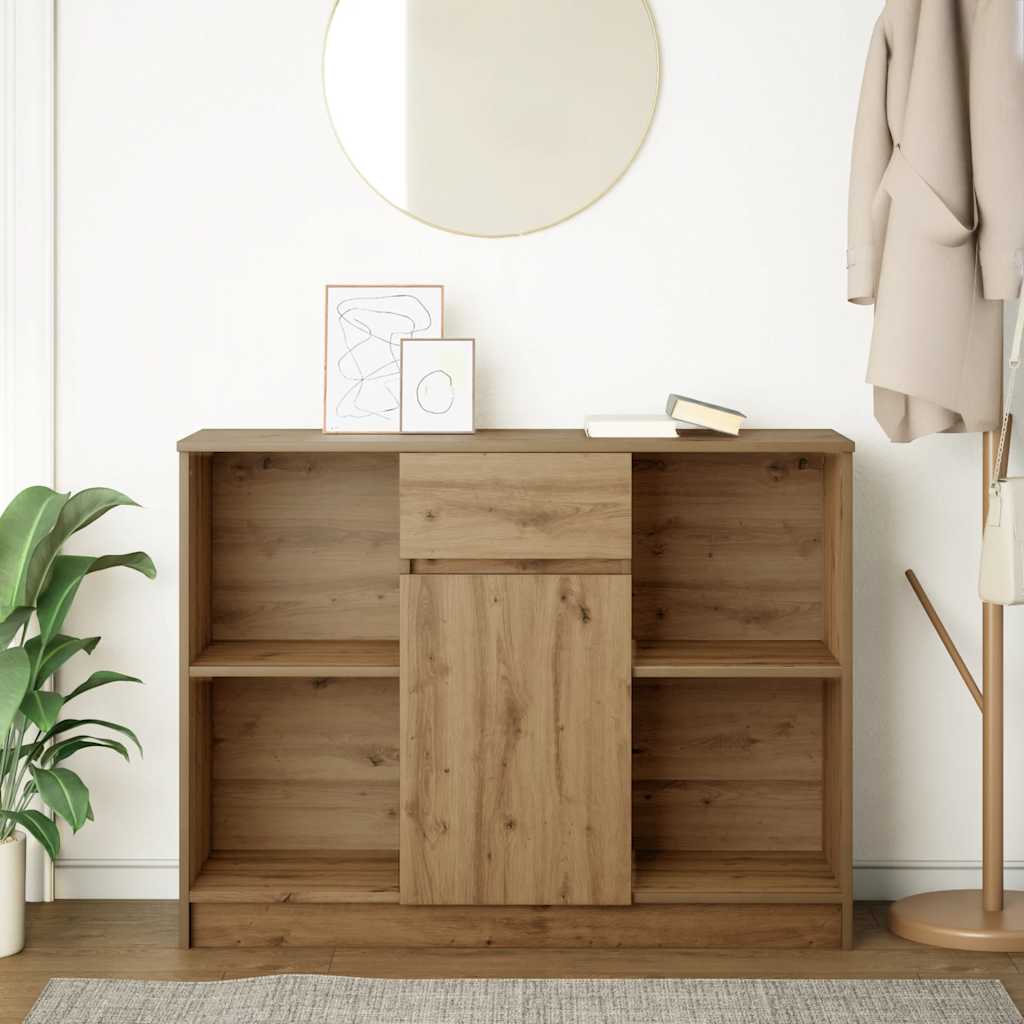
889 890 1024 952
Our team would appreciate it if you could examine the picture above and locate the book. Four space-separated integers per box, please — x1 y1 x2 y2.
665 393 746 435
585 414 695 438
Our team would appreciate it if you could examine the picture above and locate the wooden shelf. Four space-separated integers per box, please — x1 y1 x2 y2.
632 640 842 679
190 850 841 907
632 851 843 904
178 427 855 455
189 850 399 904
189 640 400 678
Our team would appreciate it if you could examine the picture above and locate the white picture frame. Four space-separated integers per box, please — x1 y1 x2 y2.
323 284 444 433
400 338 476 433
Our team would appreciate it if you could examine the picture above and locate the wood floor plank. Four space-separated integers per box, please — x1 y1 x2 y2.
323 945 1020 979
2 899 1021 1024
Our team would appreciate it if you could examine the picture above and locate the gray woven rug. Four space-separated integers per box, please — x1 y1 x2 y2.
23 975 1024 1023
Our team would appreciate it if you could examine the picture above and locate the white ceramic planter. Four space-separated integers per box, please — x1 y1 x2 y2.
0 831 26 957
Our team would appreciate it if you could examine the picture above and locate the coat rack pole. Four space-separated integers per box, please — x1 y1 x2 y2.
889 425 1024 950
983 430 1005 913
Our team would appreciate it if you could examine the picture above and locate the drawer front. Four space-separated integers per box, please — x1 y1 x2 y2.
399 453 631 559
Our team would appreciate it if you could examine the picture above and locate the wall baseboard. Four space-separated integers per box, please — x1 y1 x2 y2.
51 859 1024 902
854 861 1024 901
55 859 178 900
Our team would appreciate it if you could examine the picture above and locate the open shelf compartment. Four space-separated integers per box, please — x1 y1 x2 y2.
632 674 846 905
190 850 399 904
633 850 842 904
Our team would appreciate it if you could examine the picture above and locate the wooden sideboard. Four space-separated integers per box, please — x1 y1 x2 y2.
178 428 854 949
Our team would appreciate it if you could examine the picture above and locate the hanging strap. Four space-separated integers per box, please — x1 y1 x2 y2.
992 270 1024 486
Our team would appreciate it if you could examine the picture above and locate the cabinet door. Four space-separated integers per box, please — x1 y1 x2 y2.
400 574 632 906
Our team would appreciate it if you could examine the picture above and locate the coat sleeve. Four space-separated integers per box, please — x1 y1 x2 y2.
848 14 893 305
972 0 1024 300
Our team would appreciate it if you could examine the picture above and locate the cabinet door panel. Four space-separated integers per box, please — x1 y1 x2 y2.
400 574 632 906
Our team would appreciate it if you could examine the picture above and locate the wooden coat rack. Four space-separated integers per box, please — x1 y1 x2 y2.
889 422 1024 950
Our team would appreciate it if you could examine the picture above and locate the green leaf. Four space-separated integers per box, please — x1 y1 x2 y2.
28 634 101 688
85 801 94 822
65 670 142 703
1 809 60 860
23 488 140 608
30 765 90 832
36 552 156 648
19 689 64 733
43 717 142 756
89 552 156 579
35 556 94 649
16 738 44 762
43 736 129 767
0 647 32 738
0 487 67 620
0 607 33 649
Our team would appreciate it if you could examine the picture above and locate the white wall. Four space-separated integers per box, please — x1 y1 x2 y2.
52 0 1021 899
2 0 56 902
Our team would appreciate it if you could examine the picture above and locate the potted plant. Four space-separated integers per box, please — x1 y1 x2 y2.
0 486 155 957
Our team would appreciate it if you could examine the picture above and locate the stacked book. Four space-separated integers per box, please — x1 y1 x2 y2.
585 394 746 438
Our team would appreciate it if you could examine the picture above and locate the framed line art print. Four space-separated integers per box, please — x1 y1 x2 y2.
323 284 444 433
400 338 476 433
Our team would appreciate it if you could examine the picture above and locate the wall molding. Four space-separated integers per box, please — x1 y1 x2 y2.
1 0 56 497
1 0 56 903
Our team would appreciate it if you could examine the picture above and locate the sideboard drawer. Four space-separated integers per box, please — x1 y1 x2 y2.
399 453 631 560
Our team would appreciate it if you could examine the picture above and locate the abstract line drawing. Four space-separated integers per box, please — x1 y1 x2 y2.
323 286 443 433
335 295 429 421
415 369 455 415
400 337 475 434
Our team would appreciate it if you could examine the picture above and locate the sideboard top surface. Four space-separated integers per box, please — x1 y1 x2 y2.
177 428 855 454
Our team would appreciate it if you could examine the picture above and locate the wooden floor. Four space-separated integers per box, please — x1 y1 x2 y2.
4 901 1024 1022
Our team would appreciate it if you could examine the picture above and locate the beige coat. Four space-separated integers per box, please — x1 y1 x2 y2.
849 0 1024 442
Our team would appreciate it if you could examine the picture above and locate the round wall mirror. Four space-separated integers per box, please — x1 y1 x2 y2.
323 0 660 238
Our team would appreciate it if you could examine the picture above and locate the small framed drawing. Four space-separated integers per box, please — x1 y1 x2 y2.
400 338 475 433
323 284 444 433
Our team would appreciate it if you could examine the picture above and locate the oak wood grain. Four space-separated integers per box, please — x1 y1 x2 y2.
212 677 398 785
632 679 824 782
191 902 841 949
180 452 212 947
633 779 823 852
632 851 841 903
399 454 631 560
823 452 855 946
632 453 825 642
191 639 400 677
178 428 856 455
632 640 840 678
410 558 630 575
179 431 854 951
211 453 403 641
401 574 632 906
190 851 399 904
212 779 399 851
